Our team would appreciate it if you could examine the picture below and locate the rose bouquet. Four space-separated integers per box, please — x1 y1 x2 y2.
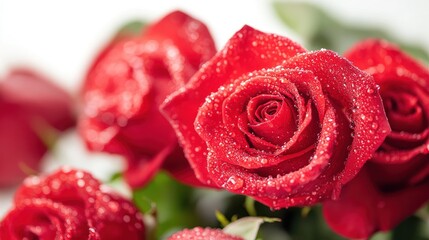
1 2 428 240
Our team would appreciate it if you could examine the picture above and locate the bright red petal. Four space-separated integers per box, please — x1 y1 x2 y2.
162 25 306 185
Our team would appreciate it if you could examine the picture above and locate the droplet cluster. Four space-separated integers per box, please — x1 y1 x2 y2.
0 167 146 240
168 227 243 240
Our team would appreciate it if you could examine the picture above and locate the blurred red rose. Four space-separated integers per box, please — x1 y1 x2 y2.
0 167 146 240
78 11 216 188
162 26 390 208
323 40 429 238
168 227 243 240
0 69 75 187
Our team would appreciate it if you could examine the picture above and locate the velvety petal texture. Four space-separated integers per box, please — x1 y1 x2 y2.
168 227 243 240
162 26 390 208
323 39 429 239
0 168 146 240
0 69 75 187
78 11 216 188
345 39 429 163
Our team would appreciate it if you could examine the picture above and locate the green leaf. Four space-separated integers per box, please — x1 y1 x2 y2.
108 172 123 183
18 161 38 176
216 210 230 227
244 197 257 217
301 206 311 218
392 216 429 240
272 1 325 40
370 231 392 240
31 117 60 151
132 171 200 239
273 1 429 63
223 217 280 240
223 217 264 240
144 202 158 240
113 20 146 40
287 207 346 240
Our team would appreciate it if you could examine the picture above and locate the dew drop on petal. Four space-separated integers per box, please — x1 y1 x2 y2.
224 176 244 190
77 179 85 187
123 215 131 223
42 186 50 194
75 171 84 179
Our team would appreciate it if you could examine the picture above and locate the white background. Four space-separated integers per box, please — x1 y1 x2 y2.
1 0 428 218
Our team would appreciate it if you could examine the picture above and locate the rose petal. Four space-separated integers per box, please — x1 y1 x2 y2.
283 50 391 193
163 26 389 208
168 227 243 240
206 104 338 207
0 198 90 240
0 69 75 130
0 70 75 186
93 189 145 240
323 165 429 239
197 69 321 170
161 26 306 185
344 39 429 165
1 168 146 240
247 93 297 145
80 11 216 188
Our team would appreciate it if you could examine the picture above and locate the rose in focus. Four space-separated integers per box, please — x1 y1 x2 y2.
79 11 216 188
0 168 146 240
323 40 429 238
162 26 390 208
0 69 75 187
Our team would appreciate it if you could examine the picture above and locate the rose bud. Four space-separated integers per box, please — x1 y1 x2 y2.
79 11 216 188
0 167 146 239
168 227 243 240
162 26 390 208
0 69 75 187
323 39 429 238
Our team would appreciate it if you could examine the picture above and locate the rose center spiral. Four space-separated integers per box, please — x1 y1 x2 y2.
382 88 425 133
247 94 297 145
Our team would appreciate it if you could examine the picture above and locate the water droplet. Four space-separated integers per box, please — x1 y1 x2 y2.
108 202 119 212
42 186 50 194
51 179 61 190
98 207 106 215
371 122 378 130
75 171 84 178
117 116 128 127
224 176 244 190
123 215 131 223
102 195 110 202
77 179 85 187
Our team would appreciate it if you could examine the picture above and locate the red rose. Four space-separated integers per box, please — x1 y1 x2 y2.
0 69 75 187
162 26 390 208
323 40 429 238
0 168 146 240
78 11 216 188
168 227 243 240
